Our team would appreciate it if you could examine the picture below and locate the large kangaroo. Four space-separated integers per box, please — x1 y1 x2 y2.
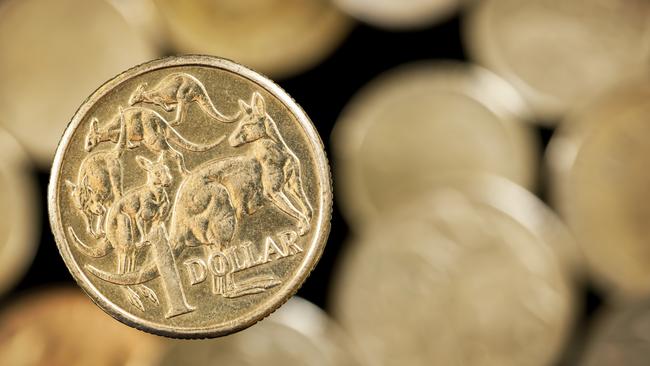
69 154 173 311
66 114 127 238
85 106 225 174
128 72 239 126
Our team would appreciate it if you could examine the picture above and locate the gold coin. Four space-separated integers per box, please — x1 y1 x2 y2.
547 80 650 298
334 0 460 29
0 288 162 366
48 55 332 338
332 189 574 366
153 0 352 78
0 0 157 166
158 297 366 365
0 127 39 296
331 61 538 229
579 300 650 366
464 0 650 120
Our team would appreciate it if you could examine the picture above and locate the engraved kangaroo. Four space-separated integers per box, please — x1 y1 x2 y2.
69 154 172 312
128 72 239 126
85 106 225 174
226 92 313 235
66 111 127 238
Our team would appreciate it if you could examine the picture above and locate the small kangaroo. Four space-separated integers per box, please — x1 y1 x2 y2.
69 154 172 311
66 111 127 238
85 106 225 174
128 72 239 126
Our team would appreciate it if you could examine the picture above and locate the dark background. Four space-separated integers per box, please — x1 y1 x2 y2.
8 14 603 365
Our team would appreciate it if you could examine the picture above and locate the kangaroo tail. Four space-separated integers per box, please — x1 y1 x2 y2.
86 261 159 285
67 226 112 258
197 94 240 123
167 126 226 152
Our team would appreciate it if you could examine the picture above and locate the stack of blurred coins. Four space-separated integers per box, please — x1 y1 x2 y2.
0 0 649 364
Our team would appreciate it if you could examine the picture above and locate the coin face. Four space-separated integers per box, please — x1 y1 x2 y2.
0 128 39 297
579 300 650 366
158 297 366 365
0 0 157 166
0 288 162 366
332 61 538 228
547 80 650 298
48 55 332 338
332 190 574 366
333 0 459 29
464 0 650 120
153 0 352 78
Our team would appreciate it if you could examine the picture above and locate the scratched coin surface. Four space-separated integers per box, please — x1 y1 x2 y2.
0 288 162 366
48 55 332 338
332 61 538 228
580 300 650 366
464 0 650 120
547 80 650 298
332 190 573 366
334 0 460 29
0 128 39 296
0 0 156 166
154 0 352 78
159 297 366 365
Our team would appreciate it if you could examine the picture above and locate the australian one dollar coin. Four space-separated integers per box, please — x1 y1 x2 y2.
48 55 332 338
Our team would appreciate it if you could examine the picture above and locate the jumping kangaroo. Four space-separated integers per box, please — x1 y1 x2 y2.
66 111 127 238
85 106 225 174
69 154 173 312
128 72 239 126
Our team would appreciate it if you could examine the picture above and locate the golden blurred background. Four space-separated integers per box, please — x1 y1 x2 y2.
0 0 649 365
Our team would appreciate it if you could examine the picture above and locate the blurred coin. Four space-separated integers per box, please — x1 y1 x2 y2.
332 190 574 366
332 61 538 229
0 288 162 366
547 80 650 298
0 127 39 297
579 299 650 366
0 0 157 166
464 0 650 120
333 0 460 29
108 0 168 51
158 297 366 366
153 0 352 78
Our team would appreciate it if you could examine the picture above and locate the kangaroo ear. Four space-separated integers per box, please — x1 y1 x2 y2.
135 155 153 171
238 99 250 113
64 179 76 192
252 92 265 117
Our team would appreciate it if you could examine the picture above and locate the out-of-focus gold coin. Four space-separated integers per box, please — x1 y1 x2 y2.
332 61 538 229
464 0 650 120
332 187 574 366
0 288 162 366
333 0 460 29
48 55 332 338
158 297 366 365
579 300 650 366
547 80 650 298
0 0 157 167
0 128 39 296
153 0 352 78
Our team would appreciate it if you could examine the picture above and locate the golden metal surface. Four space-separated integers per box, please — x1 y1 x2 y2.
464 0 650 120
334 0 460 29
332 190 574 366
547 80 650 298
158 297 366 365
0 288 162 366
332 61 538 229
580 300 650 366
0 128 39 297
0 0 157 166
48 55 332 338
153 0 352 78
